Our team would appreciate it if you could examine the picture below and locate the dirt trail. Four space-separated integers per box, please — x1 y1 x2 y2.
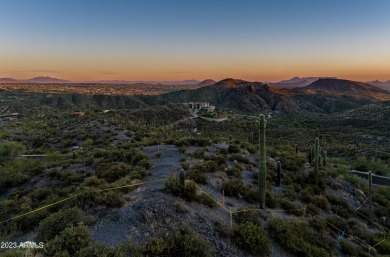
89 144 249 256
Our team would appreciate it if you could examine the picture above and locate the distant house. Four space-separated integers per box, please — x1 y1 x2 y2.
183 102 215 112
184 102 210 109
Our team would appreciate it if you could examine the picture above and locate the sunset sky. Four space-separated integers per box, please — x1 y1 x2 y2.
0 0 389 82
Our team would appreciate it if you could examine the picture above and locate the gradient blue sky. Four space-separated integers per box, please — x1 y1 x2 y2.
1 0 389 82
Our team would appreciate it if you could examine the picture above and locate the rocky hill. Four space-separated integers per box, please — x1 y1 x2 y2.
304 78 388 93
293 78 390 102
154 78 300 113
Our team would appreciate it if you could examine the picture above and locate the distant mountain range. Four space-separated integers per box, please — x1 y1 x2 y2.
269 76 337 89
365 80 390 91
0 76 72 83
0 76 216 85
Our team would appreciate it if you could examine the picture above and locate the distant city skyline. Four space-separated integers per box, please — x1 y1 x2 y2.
1 0 389 82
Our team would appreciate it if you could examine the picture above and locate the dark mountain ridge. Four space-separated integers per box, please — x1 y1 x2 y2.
303 78 389 93
150 78 300 113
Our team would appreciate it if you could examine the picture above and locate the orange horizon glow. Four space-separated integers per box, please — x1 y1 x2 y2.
1 55 389 83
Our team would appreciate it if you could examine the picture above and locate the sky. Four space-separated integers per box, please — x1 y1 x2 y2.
0 0 389 82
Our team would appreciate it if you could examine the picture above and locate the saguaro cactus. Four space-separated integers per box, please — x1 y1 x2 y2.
276 161 282 187
179 169 186 188
368 171 373 218
314 137 319 185
257 114 267 209
310 145 315 164
323 151 327 166
295 144 299 155
308 145 313 163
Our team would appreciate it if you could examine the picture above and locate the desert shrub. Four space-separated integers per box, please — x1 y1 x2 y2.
0 158 41 193
155 151 163 158
182 180 197 201
137 159 152 170
324 216 351 235
96 162 131 182
311 195 330 212
73 189 125 209
211 155 227 166
45 223 91 256
331 205 352 219
326 195 350 209
218 148 228 155
278 151 306 172
233 222 270 256
174 138 190 147
234 210 260 225
36 208 84 242
143 237 168 256
228 144 240 153
197 193 216 208
82 176 106 187
308 217 328 232
229 154 250 164
113 241 143 257
192 148 206 159
340 240 358 256
76 244 114 257
233 162 244 171
181 161 190 170
98 190 125 208
241 143 256 154
141 224 213 256
242 188 259 204
187 137 211 147
129 167 147 180
221 178 258 203
222 178 244 197
130 150 149 166
266 191 279 208
15 207 51 232
165 176 184 196
227 167 242 179
165 177 197 201
306 203 320 215
269 218 335 257
282 186 297 200
28 187 53 203
300 188 313 203
178 145 187 153
186 169 207 184
0 140 25 158
280 199 304 216
204 160 220 173
352 157 389 175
